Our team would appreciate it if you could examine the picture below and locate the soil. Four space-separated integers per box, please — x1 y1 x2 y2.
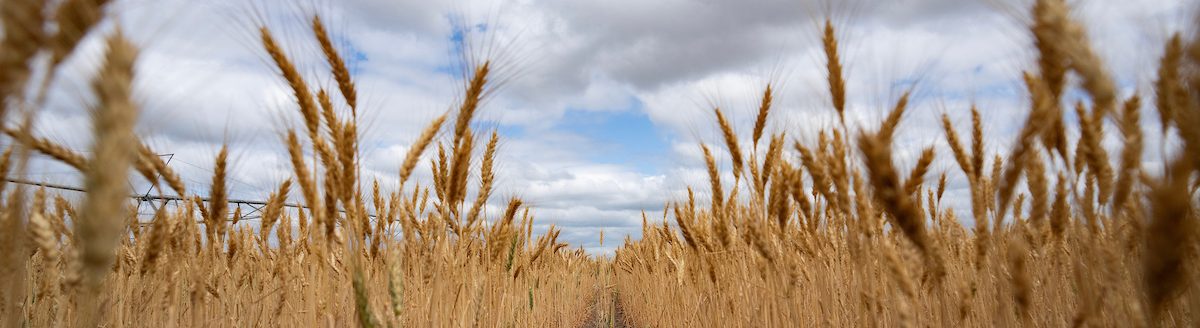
583 291 631 328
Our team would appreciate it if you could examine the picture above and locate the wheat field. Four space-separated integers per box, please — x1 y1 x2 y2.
1 0 1199 327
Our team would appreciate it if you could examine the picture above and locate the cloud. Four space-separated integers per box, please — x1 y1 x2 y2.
16 0 1189 255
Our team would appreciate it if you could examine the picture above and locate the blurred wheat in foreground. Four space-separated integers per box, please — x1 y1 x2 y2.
2 0 1200 327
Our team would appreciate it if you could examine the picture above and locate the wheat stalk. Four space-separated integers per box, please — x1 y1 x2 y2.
75 30 138 326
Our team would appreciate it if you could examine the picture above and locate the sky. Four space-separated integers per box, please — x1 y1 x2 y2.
15 0 1190 255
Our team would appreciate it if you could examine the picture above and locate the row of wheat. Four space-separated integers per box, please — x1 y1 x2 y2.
614 1 1200 327
0 1 602 327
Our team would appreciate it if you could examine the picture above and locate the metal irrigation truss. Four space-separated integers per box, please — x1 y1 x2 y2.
6 153 375 226
5 177 311 224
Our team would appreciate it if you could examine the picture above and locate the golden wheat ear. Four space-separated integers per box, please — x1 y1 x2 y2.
260 26 324 149
311 15 357 111
466 130 499 227
1143 159 1195 319
75 29 138 326
399 114 447 186
752 84 774 147
822 19 846 124
205 145 229 245
51 0 112 67
3 127 89 172
0 0 45 109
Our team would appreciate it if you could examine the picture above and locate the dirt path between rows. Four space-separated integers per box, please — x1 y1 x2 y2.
583 290 631 328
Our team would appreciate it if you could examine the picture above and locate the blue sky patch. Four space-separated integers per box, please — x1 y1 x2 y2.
553 100 672 174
